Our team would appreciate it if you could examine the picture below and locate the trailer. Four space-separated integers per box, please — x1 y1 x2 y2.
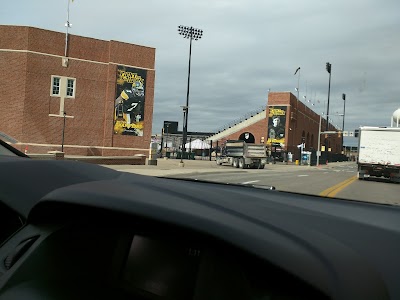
216 140 267 169
357 126 400 182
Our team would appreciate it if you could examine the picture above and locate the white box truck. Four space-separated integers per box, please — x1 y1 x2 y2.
357 126 400 182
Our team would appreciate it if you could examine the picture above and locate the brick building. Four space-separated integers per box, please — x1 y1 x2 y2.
267 92 341 157
0 25 155 156
207 92 342 161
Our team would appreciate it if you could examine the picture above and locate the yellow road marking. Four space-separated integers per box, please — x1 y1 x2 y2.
319 175 358 198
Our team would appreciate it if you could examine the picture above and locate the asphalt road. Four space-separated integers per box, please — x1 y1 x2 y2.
106 160 399 205
167 162 400 205
336 176 400 205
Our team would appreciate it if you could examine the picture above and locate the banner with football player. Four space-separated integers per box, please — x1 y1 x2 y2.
267 106 287 146
114 66 146 136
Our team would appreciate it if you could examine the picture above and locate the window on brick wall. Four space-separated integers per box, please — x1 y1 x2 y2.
50 76 76 98
66 78 76 98
51 76 61 96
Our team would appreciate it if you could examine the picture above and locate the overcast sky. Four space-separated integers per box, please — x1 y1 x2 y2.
2 0 399 141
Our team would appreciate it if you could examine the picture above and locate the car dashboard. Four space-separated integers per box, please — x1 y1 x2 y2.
1 158 399 300
0 209 328 300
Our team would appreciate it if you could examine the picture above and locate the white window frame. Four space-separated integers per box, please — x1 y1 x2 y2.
50 76 76 98
50 75 61 96
65 77 76 98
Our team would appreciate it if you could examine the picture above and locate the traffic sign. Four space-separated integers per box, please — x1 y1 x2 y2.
349 131 354 137
343 131 349 136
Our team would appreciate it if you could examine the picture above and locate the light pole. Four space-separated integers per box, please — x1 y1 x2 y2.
165 122 170 157
325 63 332 131
316 114 322 166
178 25 203 156
180 106 188 164
61 111 67 152
160 127 164 158
342 93 346 155
324 62 332 159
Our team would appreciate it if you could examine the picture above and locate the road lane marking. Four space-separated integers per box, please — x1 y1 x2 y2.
298 175 309 177
319 175 358 198
241 180 260 185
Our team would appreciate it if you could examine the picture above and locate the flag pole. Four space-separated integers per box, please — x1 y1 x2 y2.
64 0 71 57
294 67 300 163
296 68 300 101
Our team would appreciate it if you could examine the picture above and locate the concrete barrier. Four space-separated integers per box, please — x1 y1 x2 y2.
29 153 146 165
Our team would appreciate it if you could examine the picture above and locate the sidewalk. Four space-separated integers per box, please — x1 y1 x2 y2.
104 158 229 176
103 158 355 177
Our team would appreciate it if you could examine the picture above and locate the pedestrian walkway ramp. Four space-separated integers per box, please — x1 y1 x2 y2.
206 109 266 141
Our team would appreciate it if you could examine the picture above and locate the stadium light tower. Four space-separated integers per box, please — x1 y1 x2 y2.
325 62 332 131
178 25 203 155
324 62 332 158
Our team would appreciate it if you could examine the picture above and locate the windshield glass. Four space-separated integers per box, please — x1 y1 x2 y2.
0 139 21 157
0 143 17 157
1 0 399 206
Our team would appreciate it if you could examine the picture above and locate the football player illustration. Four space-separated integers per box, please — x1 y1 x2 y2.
115 81 144 125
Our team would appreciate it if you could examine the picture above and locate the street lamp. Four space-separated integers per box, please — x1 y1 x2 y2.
325 62 332 131
178 25 203 155
316 114 322 166
165 122 170 157
180 106 188 164
342 93 346 155
61 111 67 152
324 62 332 161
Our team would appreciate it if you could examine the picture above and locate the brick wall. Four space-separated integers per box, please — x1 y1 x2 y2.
0 25 155 156
0 52 27 142
269 92 342 158
0 26 155 68
208 92 342 160
0 26 29 50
